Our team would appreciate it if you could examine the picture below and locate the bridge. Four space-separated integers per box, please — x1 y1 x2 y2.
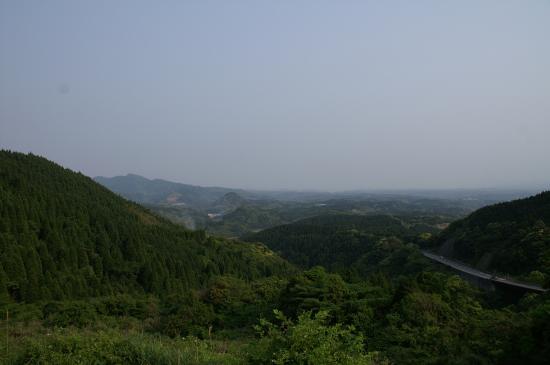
422 251 547 294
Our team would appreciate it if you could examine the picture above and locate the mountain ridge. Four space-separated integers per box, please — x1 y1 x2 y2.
0 151 293 303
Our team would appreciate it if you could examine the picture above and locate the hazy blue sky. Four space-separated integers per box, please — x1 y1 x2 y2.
1 1 549 190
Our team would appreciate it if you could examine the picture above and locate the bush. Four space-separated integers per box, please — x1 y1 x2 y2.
159 293 215 338
247 309 386 365
42 301 97 328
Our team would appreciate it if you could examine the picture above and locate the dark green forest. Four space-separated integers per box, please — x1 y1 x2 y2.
434 191 550 284
0 151 292 304
243 214 428 277
1 151 550 364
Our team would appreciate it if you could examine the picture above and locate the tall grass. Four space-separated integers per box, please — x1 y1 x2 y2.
2 327 244 365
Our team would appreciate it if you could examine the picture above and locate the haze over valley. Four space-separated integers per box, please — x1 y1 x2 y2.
95 173 538 237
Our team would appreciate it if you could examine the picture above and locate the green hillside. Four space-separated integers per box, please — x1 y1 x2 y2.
244 214 432 277
0 151 292 303
3 151 550 364
434 191 550 281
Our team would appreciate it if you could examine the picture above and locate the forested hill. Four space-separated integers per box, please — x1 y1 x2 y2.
435 191 550 280
0 151 292 303
244 214 429 276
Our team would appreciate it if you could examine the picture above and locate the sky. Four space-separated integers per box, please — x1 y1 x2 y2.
1 0 550 191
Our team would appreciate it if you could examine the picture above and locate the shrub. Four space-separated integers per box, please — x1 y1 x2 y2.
42 301 97 328
247 309 385 365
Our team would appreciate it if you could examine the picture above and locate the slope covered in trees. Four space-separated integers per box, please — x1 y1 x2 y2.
434 191 550 282
245 214 550 364
0 151 292 303
244 214 432 278
3 151 550 364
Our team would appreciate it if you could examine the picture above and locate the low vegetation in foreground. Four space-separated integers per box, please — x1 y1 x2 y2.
2 265 550 364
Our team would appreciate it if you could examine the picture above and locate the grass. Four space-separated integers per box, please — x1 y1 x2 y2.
0 316 247 365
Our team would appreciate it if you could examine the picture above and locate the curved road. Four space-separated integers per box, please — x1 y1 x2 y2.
422 251 547 293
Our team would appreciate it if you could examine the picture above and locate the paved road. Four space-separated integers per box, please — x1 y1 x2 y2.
422 251 547 293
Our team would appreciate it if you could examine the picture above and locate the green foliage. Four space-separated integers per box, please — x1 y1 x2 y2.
10 329 242 365
37 295 159 329
248 309 384 365
280 267 348 317
42 301 98 328
496 300 550 365
245 215 413 270
245 214 433 281
368 273 486 364
437 192 550 277
206 205 289 237
3 151 550 364
0 151 292 303
159 293 216 338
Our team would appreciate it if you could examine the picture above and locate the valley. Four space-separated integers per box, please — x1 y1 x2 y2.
3 2 549 363
1 151 549 364
95 174 535 239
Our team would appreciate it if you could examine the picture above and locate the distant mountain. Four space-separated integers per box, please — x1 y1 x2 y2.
94 174 248 209
96 174 538 241
211 192 248 214
96 175 534 209
0 151 292 303
105 184 482 239
434 191 550 281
